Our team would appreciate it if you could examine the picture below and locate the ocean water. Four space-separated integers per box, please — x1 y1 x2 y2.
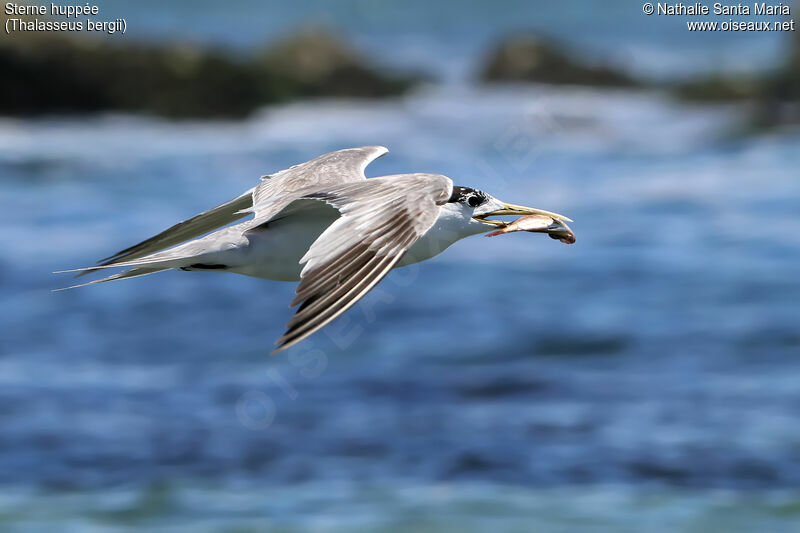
3 83 799 532
3 2 800 531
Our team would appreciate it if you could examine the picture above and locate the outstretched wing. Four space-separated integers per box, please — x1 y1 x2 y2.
247 145 388 222
82 146 388 275
81 188 255 275
273 173 453 353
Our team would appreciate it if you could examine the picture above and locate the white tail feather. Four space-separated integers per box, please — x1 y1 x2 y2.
53 267 168 291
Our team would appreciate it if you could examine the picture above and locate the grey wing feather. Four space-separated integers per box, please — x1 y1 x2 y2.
56 266 168 291
250 146 388 218
82 187 255 275
273 173 453 353
83 146 388 276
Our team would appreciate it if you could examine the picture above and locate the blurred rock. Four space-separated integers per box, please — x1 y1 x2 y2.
254 30 417 101
672 76 762 102
0 25 418 119
480 34 638 87
755 23 800 127
675 21 800 128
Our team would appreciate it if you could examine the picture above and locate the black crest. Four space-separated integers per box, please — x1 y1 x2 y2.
448 186 487 208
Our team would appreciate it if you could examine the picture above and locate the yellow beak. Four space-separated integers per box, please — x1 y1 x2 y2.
473 202 573 227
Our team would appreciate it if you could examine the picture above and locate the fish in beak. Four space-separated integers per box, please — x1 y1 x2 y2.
473 200 574 243
484 213 575 244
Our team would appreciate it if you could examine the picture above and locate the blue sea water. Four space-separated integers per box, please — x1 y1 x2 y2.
2 2 800 531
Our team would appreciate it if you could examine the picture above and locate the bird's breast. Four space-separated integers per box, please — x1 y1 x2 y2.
398 210 484 267
229 212 338 281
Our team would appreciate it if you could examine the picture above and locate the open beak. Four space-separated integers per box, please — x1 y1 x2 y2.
473 202 573 227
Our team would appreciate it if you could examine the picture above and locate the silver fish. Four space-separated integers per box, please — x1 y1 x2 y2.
486 214 575 244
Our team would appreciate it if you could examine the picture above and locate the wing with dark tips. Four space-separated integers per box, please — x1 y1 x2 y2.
81 188 255 276
273 173 453 353
81 146 389 276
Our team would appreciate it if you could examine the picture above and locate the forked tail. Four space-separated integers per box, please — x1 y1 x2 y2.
53 266 169 291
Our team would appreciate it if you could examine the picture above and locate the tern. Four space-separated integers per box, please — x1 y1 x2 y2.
56 146 573 352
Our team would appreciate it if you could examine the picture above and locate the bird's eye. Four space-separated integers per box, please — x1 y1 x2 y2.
467 195 483 208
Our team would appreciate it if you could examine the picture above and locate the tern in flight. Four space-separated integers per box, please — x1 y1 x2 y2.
57 146 574 352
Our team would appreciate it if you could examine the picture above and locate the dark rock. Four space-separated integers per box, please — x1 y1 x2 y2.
254 30 417 101
480 34 639 87
0 24 419 119
675 24 800 128
673 75 762 102
755 26 800 127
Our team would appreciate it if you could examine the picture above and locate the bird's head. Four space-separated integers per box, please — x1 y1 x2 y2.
446 186 573 239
